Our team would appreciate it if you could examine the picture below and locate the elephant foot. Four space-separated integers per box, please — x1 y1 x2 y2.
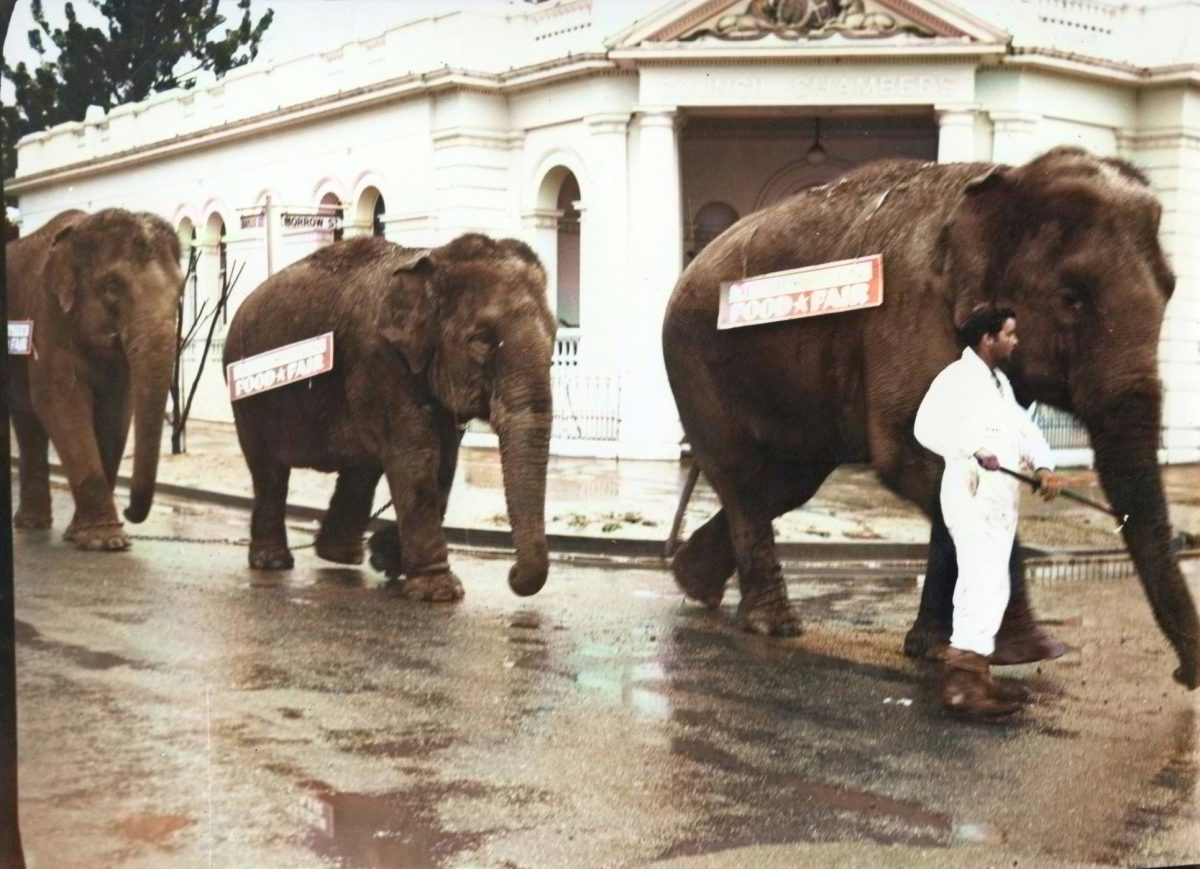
14 509 52 530
671 537 733 609
903 619 951 661
69 522 131 552
736 574 802 637
249 541 294 571
367 524 403 578
1173 655 1198 690
315 535 365 565
400 571 464 602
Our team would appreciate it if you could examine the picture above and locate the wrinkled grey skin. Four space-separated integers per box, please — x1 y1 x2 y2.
7 209 183 551
223 234 555 601
663 147 1198 689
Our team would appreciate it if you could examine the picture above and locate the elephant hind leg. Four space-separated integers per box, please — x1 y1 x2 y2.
247 456 293 570
316 466 384 565
673 458 836 611
12 411 53 529
685 456 837 635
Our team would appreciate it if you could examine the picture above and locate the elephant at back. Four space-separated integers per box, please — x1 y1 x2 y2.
663 146 1198 690
223 234 555 601
7 209 183 550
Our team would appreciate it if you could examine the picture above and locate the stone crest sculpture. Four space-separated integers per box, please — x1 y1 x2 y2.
686 0 933 41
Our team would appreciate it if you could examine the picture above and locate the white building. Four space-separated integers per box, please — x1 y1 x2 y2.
8 0 1200 463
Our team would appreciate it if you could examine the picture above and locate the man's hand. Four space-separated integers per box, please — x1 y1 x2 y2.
1035 468 1063 501
973 449 1000 471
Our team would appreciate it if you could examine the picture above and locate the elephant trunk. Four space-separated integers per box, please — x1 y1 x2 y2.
492 366 553 597
1085 386 1199 688
123 324 175 524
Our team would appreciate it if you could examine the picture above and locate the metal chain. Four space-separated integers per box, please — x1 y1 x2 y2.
128 498 397 548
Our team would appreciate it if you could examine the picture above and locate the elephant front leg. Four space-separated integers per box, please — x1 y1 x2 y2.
382 444 463 602
35 383 129 551
368 416 462 582
12 410 53 530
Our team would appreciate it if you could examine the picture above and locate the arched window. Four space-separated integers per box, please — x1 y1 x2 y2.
373 195 386 237
202 212 228 325
692 202 739 253
555 173 581 329
176 218 199 321
320 192 344 243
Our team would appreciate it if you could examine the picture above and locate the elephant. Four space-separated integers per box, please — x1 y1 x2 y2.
222 233 556 600
662 146 1199 689
7 208 184 550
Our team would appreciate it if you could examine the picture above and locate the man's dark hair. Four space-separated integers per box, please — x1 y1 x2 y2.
959 304 1016 349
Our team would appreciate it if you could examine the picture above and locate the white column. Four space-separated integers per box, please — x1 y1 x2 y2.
619 106 685 460
583 112 631 377
990 111 1042 165
1126 132 1200 463
521 208 562 316
935 104 980 164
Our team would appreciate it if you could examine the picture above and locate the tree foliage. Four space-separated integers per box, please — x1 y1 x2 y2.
2 0 274 181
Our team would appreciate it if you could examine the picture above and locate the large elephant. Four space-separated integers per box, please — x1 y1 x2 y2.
662 147 1199 689
7 208 184 550
223 233 555 600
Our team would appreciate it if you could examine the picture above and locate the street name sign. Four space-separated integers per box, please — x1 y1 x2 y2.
227 332 334 401
717 255 883 330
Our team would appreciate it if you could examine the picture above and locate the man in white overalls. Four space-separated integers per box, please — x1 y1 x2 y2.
915 305 1063 719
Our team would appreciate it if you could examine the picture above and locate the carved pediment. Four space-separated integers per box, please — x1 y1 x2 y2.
606 0 1008 49
683 0 933 41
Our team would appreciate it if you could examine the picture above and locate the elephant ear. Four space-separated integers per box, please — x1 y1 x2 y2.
933 166 1020 331
381 248 438 374
46 224 81 314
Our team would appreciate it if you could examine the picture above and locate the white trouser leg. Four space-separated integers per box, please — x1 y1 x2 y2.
947 512 1017 657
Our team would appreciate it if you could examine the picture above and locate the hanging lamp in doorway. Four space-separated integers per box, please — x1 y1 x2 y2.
805 117 828 166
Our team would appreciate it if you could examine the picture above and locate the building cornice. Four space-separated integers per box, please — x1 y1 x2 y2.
8 55 617 193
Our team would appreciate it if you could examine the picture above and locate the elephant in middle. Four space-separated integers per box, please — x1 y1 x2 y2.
223 234 556 600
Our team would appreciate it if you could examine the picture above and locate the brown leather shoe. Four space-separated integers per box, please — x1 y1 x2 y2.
942 648 1024 719
991 594 1067 665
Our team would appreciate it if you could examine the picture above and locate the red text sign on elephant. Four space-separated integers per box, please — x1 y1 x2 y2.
227 332 334 401
717 255 883 330
7 321 33 355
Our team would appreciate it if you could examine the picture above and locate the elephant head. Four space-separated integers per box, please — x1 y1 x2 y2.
936 146 1199 687
387 234 556 596
44 209 184 523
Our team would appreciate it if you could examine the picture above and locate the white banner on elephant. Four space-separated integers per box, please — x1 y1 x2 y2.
717 255 883 330
227 332 334 401
7 321 33 355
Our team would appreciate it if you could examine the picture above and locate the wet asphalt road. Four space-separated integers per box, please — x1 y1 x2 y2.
11 487 1200 869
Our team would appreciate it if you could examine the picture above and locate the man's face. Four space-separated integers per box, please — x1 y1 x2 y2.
994 317 1019 362
982 317 1019 367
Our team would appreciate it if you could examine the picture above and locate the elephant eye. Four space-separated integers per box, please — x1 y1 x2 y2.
1062 282 1087 312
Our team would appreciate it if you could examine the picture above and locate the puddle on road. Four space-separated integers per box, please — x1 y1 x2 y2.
296 779 534 868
